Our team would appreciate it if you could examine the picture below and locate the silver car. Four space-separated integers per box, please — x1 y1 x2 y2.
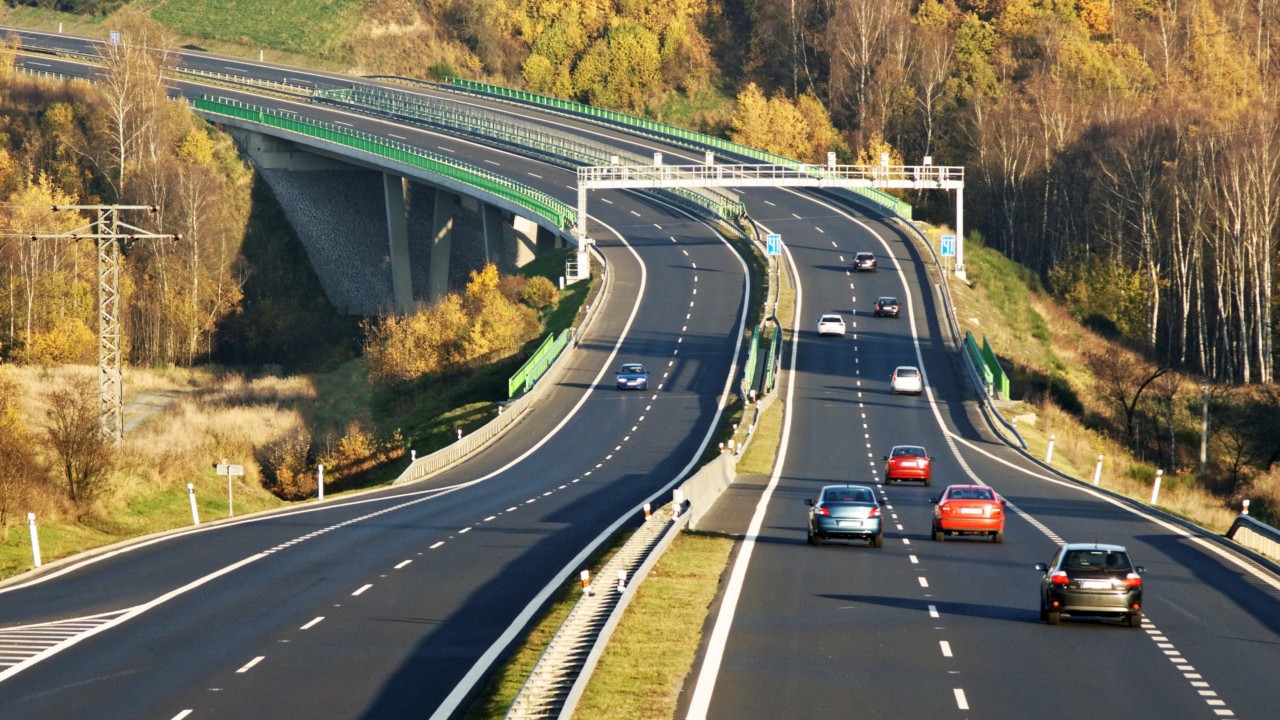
806 484 883 547
891 365 923 395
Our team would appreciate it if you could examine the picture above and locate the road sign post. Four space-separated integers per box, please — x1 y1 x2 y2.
216 460 245 517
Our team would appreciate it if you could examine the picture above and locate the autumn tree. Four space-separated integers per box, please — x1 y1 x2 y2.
0 371 40 529
43 376 114 506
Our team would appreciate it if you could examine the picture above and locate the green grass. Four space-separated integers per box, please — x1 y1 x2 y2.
150 0 362 58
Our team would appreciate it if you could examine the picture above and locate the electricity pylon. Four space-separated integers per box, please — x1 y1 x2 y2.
32 205 180 444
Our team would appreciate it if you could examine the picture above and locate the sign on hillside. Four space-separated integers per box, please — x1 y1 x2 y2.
940 234 956 257
766 233 781 256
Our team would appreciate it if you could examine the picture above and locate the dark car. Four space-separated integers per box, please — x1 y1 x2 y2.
874 296 900 317
615 363 648 390
852 252 878 272
806 484 883 548
1036 543 1145 627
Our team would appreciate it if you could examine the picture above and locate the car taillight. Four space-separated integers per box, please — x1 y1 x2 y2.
868 506 880 517
817 506 830 516
1124 573 1143 588
1050 571 1069 586
987 504 1002 517
939 503 953 516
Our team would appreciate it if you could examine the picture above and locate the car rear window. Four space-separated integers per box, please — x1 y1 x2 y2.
897 368 919 377
893 447 925 457
948 487 993 500
824 488 873 503
879 297 897 304
1064 550 1131 572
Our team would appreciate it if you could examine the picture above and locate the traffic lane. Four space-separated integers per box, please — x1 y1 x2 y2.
705 478 974 719
953 444 1280 718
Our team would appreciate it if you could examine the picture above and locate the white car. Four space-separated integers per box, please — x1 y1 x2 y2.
891 365 923 395
817 314 847 336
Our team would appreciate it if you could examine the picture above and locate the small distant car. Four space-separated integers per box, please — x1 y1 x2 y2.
817 314 847 337
884 445 932 486
874 296 900 318
932 484 1005 542
1036 543 1145 627
853 252 878 272
805 484 883 548
615 363 648 390
890 365 923 395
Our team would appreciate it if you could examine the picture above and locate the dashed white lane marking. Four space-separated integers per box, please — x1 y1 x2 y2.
300 617 324 630
601 198 614 204
654 224 663 230
816 227 824 233
902 538 911 545
630 210 641 217
918 577 929 588
506 506 517 512
459 526 473 534
438 146 456 153
527 172 543 179
335 121 353 127
352 584 372 596
939 640 953 657
388 133 406 140
484 515 497 522
170 711 193 720
236 656 265 673
954 689 969 710
792 213 802 219
484 159 500 166
394 560 412 569
429 541 444 549
764 200 775 206
928 605 940 619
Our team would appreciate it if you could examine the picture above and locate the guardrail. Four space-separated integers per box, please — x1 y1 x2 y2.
314 84 745 222
1227 514 1280 563
508 330 571 398
192 95 578 232
442 77 912 219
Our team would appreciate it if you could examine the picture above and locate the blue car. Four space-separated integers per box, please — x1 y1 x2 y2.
615 363 648 390
805 484 883 548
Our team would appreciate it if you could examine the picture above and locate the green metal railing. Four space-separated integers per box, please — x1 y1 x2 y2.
763 321 781 394
314 85 745 221
508 330 572 397
193 96 577 231
964 331 994 390
445 77 913 219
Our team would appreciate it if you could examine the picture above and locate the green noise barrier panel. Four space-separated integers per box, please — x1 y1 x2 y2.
508 330 571 398
980 337 1010 400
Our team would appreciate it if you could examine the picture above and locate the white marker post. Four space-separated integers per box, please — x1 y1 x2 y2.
1092 455 1104 486
188 483 200 525
643 502 651 520
317 464 325 501
673 489 685 518
1045 434 1056 464
580 569 591 595
1150 469 1163 505
28 512 42 568
1242 499 1251 516
616 570 627 592
217 460 245 517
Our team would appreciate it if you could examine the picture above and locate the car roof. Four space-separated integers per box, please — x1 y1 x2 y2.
1060 542 1128 553
891 445 926 452
895 365 918 371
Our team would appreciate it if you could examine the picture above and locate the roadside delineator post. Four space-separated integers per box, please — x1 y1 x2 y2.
580 569 591 595
1242 499 1251 515
643 502 651 520
28 512 42 568
1045 434 1056 464
317 464 325 501
1092 455 1104 486
616 570 627 593
1150 469 1163 505
673 489 685 518
188 483 200 525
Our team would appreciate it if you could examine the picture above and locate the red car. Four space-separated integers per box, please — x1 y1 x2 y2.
931 484 1006 542
884 445 932 486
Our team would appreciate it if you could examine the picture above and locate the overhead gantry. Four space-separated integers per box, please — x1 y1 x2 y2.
575 155 966 276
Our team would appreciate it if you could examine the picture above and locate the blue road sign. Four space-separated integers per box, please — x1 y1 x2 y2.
766 233 781 255
940 234 956 257
109 30 121 46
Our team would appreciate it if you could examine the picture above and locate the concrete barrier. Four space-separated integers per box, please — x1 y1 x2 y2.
1227 515 1280 563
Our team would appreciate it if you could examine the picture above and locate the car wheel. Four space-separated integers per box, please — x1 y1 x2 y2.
1039 603 1048 622
1046 610 1061 626
1127 611 1143 628
871 533 883 548
885 477 893 486
812 533 823 547
932 527 944 542
993 531 1004 544
923 478 931 487
807 531 815 546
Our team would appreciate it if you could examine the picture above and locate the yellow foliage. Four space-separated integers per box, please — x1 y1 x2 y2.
178 129 215 166
21 316 97 366
1076 0 1113 36
855 132 904 168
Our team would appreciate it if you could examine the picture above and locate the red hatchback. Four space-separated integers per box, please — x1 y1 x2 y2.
884 445 932 486
931 484 1006 542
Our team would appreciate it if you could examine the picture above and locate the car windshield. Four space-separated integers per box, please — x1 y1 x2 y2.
893 447 925 457
824 488 874 503
620 365 644 374
1063 550 1131 572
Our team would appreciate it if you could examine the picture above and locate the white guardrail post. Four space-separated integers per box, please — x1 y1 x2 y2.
28 512 42 568
188 483 200 526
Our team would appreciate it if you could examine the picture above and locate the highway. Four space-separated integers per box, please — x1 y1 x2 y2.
4 27 1280 720
1 28 749 720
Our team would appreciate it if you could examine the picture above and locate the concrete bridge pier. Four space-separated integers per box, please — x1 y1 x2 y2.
383 174 413 314
430 188 459 303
